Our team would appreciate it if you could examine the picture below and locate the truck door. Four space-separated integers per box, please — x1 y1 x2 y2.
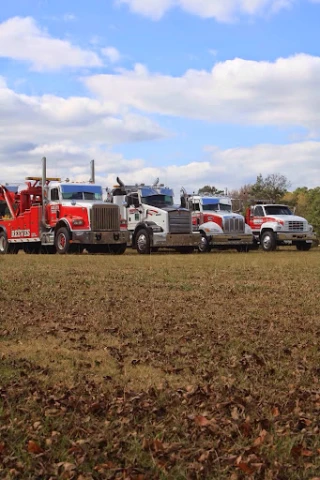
192 200 202 225
252 205 265 230
46 187 60 226
126 193 141 231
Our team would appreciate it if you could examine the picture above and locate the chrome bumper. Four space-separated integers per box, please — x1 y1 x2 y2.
208 233 254 246
153 232 201 247
276 232 317 243
71 230 129 245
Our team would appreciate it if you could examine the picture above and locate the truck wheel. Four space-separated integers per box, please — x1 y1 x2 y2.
296 242 312 251
198 235 211 253
0 232 9 254
109 243 126 255
136 229 151 254
55 227 71 254
261 231 276 252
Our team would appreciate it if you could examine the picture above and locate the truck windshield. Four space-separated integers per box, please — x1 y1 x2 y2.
202 203 231 212
61 184 102 201
264 205 293 215
141 195 173 207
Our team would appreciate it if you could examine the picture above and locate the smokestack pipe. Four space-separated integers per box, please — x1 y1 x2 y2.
116 176 126 190
90 159 95 183
42 156 47 227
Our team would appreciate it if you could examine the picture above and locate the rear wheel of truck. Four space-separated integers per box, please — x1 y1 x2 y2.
136 229 151 254
0 233 19 254
261 231 276 252
55 227 71 254
296 242 312 251
198 235 211 253
108 243 126 255
0 232 9 254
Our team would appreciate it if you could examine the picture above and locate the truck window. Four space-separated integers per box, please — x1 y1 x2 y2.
127 193 139 207
192 202 200 212
202 203 218 211
61 185 102 201
141 195 173 208
264 205 293 215
51 188 59 201
254 206 265 216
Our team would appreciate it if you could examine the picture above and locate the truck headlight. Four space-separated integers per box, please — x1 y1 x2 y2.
309 225 313 232
72 219 84 226
151 225 163 232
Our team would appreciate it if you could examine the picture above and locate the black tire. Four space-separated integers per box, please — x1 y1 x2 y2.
198 235 211 253
0 232 9 254
296 242 312 251
0 232 19 254
261 231 277 252
136 229 151 254
108 243 127 255
55 227 71 254
177 246 194 254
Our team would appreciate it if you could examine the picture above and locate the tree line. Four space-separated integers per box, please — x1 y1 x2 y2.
198 174 320 236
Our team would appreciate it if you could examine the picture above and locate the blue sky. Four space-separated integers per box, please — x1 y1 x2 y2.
1 0 320 194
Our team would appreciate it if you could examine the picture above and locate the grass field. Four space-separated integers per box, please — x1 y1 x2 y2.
0 248 320 479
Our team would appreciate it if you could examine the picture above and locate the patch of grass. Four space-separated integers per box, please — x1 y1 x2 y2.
0 249 320 479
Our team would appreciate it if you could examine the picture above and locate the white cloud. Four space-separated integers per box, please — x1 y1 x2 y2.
116 0 295 21
4 140 320 197
85 54 320 132
101 46 121 63
0 16 102 70
0 79 167 186
107 141 320 195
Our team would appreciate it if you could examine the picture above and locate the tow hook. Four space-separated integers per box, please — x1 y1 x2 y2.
95 233 102 241
114 233 119 241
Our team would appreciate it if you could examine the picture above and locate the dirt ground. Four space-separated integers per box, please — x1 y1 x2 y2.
0 249 320 479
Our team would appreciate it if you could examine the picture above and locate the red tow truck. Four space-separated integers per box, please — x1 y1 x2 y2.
0 157 129 254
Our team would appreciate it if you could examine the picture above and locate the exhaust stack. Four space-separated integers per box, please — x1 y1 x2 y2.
42 156 47 227
90 159 95 183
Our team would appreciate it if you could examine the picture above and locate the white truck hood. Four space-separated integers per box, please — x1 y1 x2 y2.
266 214 306 222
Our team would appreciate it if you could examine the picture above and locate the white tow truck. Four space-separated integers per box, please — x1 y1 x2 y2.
111 178 200 254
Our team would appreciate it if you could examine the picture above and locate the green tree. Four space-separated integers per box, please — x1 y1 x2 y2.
251 173 291 202
198 185 225 195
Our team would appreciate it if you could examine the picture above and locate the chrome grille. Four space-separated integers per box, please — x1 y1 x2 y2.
223 217 245 233
168 210 192 234
285 221 306 232
90 204 120 231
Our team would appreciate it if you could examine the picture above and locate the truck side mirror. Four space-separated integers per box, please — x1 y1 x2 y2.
180 196 186 208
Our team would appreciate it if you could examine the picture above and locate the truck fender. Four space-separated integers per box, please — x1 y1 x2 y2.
260 221 279 234
132 222 156 246
55 219 72 233
245 224 253 234
198 221 224 235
